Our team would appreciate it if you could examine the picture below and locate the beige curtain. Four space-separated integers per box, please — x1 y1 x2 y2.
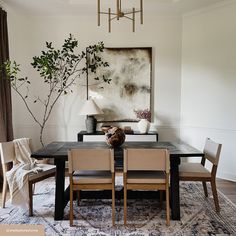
0 7 14 181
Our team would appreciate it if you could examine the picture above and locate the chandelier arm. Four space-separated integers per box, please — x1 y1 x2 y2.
100 12 117 15
133 8 135 32
101 11 141 16
141 0 143 24
123 16 133 21
108 8 111 33
97 0 100 26
117 0 119 20
110 16 118 21
123 10 141 16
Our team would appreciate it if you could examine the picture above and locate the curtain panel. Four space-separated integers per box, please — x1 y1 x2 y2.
0 7 14 181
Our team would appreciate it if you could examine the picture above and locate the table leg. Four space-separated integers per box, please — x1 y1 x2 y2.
54 159 66 220
170 156 181 220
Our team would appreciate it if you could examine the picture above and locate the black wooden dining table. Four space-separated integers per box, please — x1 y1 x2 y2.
31 141 204 221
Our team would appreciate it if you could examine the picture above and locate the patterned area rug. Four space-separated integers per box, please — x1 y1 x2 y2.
1 177 236 236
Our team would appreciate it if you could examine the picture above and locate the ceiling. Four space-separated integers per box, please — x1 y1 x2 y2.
3 0 227 16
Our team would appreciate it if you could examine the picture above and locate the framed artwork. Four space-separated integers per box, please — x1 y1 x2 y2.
88 47 152 122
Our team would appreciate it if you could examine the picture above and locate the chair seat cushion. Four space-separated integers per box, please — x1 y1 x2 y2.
73 171 112 184
127 171 166 184
179 163 211 178
29 164 56 181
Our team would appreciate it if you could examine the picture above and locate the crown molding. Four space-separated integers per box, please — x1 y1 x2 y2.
180 125 236 133
183 0 236 18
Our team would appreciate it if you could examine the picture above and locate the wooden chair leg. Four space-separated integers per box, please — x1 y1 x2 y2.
32 184 35 195
124 183 127 225
202 181 208 197
166 184 170 226
112 184 115 226
159 190 163 209
77 190 80 206
69 183 74 226
2 177 8 208
211 179 220 212
28 182 33 216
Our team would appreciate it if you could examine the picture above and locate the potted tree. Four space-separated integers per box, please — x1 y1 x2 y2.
3 34 110 146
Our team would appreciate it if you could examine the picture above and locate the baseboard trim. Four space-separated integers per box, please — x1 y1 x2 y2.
217 171 236 182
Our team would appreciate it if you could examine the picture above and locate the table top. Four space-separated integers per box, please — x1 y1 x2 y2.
78 131 158 135
31 141 204 160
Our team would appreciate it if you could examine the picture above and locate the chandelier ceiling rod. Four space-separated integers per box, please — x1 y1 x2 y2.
97 0 143 33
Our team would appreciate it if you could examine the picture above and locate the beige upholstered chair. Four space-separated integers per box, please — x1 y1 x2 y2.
123 148 170 226
0 140 56 216
179 138 222 212
68 148 115 226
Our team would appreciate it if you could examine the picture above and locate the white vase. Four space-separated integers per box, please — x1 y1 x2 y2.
137 119 150 134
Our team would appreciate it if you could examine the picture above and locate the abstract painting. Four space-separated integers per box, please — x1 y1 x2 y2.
88 47 152 122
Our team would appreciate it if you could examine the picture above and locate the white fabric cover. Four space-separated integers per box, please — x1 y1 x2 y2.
5 138 43 208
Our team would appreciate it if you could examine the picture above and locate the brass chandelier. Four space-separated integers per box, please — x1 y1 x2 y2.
97 0 143 33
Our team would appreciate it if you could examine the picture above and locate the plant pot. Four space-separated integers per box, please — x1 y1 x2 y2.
137 119 150 133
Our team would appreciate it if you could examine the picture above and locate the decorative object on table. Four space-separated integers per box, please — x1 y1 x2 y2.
105 127 125 147
89 47 152 122
79 99 103 133
137 119 150 133
2 35 110 146
101 125 112 133
134 108 151 133
123 126 133 134
97 0 143 33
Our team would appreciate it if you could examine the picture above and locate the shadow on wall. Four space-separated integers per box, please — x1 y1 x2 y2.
152 113 179 142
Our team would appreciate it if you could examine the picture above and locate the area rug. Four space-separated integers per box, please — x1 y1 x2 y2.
0 177 236 236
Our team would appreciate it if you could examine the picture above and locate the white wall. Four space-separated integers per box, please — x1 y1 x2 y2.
181 1 236 181
6 8 182 150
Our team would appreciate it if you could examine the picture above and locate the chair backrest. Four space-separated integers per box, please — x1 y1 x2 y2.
203 138 222 166
68 148 114 174
0 141 15 177
0 141 15 165
0 138 32 166
124 148 170 173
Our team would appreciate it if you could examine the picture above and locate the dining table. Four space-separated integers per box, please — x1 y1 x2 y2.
31 141 204 221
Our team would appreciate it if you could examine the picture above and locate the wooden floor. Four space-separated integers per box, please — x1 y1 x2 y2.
0 178 236 207
216 178 236 204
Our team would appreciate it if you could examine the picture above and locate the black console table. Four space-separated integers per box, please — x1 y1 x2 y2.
78 130 158 142
78 131 158 169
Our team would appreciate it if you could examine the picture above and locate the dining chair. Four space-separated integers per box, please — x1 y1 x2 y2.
179 138 222 212
123 148 170 226
68 148 115 226
0 139 56 216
